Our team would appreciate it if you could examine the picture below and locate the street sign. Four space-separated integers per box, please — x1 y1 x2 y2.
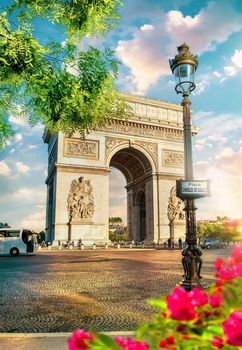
176 180 210 200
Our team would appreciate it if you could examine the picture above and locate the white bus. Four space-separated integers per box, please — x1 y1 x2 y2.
0 228 37 256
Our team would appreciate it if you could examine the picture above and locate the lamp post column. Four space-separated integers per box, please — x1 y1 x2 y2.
181 95 203 291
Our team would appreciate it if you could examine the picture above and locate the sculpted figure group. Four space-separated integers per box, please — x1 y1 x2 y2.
167 186 185 221
67 176 94 222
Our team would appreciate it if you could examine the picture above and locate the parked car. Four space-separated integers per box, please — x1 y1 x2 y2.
201 238 227 249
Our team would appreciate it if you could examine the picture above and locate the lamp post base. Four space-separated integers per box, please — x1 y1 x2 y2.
180 277 204 291
180 244 205 291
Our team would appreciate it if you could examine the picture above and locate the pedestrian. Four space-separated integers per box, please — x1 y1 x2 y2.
168 238 171 248
178 237 182 249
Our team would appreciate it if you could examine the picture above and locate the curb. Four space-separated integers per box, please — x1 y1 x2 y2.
0 331 134 338
0 332 135 350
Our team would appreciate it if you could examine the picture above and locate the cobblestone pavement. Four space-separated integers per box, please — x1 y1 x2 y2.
0 247 232 333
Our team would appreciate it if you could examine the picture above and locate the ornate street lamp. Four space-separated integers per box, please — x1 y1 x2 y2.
169 43 203 291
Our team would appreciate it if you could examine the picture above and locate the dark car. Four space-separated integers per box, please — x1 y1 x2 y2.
201 238 227 249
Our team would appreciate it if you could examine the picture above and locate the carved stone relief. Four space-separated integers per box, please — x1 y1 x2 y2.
133 140 158 167
65 138 99 159
99 121 183 142
163 150 184 168
67 176 94 223
167 186 185 221
105 137 128 159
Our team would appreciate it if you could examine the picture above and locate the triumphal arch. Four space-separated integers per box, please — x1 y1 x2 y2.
43 95 187 245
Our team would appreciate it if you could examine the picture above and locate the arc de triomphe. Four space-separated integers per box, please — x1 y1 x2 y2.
43 95 188 245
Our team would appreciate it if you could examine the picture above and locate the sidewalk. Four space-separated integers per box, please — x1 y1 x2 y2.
0 332 134 350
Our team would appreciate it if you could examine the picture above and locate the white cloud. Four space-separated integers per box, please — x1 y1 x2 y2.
16 161 31 173
28 144 38 150
195 147 242 219
19 209 46 232
116 1 242 94
221 49 242 79
224 65 237 76
140 24 154 31
9 148 15 154
193 77 210 95
231 49 242 69
15 133 23 142
9 115 28 127
0 161 11 176
0 187 46 204
213 70 222 78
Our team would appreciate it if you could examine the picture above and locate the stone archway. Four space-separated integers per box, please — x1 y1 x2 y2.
109 147 154 242
44 94 187 245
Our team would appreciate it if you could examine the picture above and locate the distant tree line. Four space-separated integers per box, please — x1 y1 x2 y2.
197 219 242 243
109 217 123 223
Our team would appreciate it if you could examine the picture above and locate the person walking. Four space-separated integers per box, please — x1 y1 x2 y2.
178 238 182 249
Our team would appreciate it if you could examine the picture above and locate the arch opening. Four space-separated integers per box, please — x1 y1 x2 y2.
109 147 154 243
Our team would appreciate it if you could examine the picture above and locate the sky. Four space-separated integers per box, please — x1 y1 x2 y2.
1 0 242 230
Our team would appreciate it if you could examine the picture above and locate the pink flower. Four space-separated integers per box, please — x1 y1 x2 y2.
211 336 224 349
166 287 208 321
223 311 242 346
158 337 175 349
115 337 149 350
209 295 224 308
214 258 225 270
232 245 242 263
166 287 197 321
68 329 92 350
215 257 242 281
158 339 167 348
190 288 208 307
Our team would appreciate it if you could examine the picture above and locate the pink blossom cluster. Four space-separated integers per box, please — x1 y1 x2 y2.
68 329 92 350
115 336 149 350
166 287 208 321
158 335 176 349
222 310 242 346
214 245 242 281
68 245 242 350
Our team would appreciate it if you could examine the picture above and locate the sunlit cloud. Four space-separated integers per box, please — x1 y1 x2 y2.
116 0 242 94
0 187 46 204
0 161 11 176
19 209 46 232
195 147 242 220
9 115 28 127
16 161 31 173
15 133 23 142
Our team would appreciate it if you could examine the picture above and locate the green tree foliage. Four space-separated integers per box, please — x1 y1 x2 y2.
10 0 122 38
0 0 130 147
109 216 123 223
197 221 239 243
109 231 127 243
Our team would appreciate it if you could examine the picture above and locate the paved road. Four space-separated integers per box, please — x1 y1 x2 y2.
0 247 231 333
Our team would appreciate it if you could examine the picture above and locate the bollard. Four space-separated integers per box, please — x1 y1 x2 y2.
105 243 108 249
48 245 51 250
129 243 132 248
141 243 145 248
80 243 84 250
117 243 120 249
69 245 73 250
38 245 41 251
58 245 62 249
93 243 96 250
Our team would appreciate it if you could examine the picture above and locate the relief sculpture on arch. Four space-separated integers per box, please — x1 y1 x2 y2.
67 176 95 224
